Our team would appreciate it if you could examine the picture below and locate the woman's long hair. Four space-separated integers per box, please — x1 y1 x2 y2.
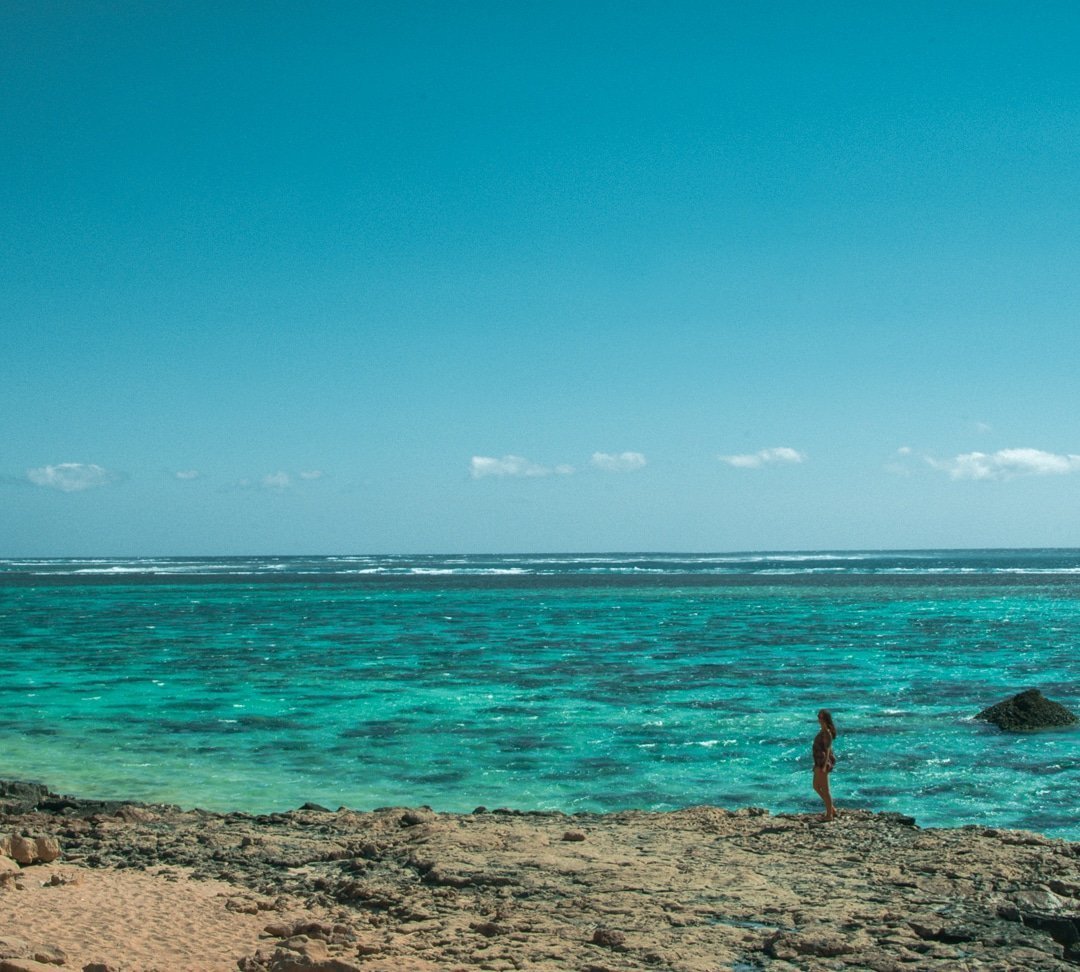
818 709 837 739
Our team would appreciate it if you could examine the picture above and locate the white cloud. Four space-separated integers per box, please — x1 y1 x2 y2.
27 462 112 492
470 455 567 479
232 470 324 490
719 447 806 469
897 446 913 456
591 451 647 473
175 470 200 480
928 448 1080 481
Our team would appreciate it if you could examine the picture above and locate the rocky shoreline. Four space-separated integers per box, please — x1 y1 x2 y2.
2 780 1079 971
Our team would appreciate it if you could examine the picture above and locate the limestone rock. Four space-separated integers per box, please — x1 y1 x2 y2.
1012 888 1065 913
261 940 364 971
43 871 80 887
591 927 627 949
399 809 435 827
4 778 1080 971
766 930 858 958
8 838 37 867
0 939 31 961
33 838 60 865
0 960 63 972
29 945 65 967
976 689 1078 731
0 936 66 972
114 804 157 823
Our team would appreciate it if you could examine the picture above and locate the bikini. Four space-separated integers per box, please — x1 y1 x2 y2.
812 729 836 772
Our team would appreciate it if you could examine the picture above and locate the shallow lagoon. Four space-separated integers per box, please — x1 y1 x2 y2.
1 551 1077 837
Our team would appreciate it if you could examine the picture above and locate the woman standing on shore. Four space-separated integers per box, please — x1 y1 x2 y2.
812 709 838 821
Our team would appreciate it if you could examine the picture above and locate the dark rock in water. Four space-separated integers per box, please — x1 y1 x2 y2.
976 689 1078 731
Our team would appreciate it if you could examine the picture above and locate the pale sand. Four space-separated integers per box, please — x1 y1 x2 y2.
0 863 324 972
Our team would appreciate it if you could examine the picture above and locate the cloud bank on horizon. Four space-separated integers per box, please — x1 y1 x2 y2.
19 465 331 492
470 455 573 479
26 463 113 492
927 449 1080 481
719 447 807 469
19 447 1080 493
469 452 649 479
590 452 647 472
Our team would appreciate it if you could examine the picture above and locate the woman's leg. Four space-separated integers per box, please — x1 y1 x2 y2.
813 767 836 820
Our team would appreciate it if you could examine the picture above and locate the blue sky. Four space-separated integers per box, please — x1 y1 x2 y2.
3 1 1079 555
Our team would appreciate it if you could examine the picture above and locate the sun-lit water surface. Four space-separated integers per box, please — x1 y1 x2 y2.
1 551 1077 838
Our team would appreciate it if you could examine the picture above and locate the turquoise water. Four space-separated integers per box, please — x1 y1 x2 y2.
1 551 1077 837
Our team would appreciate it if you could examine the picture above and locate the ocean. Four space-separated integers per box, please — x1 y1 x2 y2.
1 551 1077 837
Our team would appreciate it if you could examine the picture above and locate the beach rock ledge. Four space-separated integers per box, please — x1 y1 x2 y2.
976 688 1079 731
2 781 1080 970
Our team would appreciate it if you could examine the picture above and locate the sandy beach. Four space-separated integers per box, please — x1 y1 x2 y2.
1 781 1078 971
